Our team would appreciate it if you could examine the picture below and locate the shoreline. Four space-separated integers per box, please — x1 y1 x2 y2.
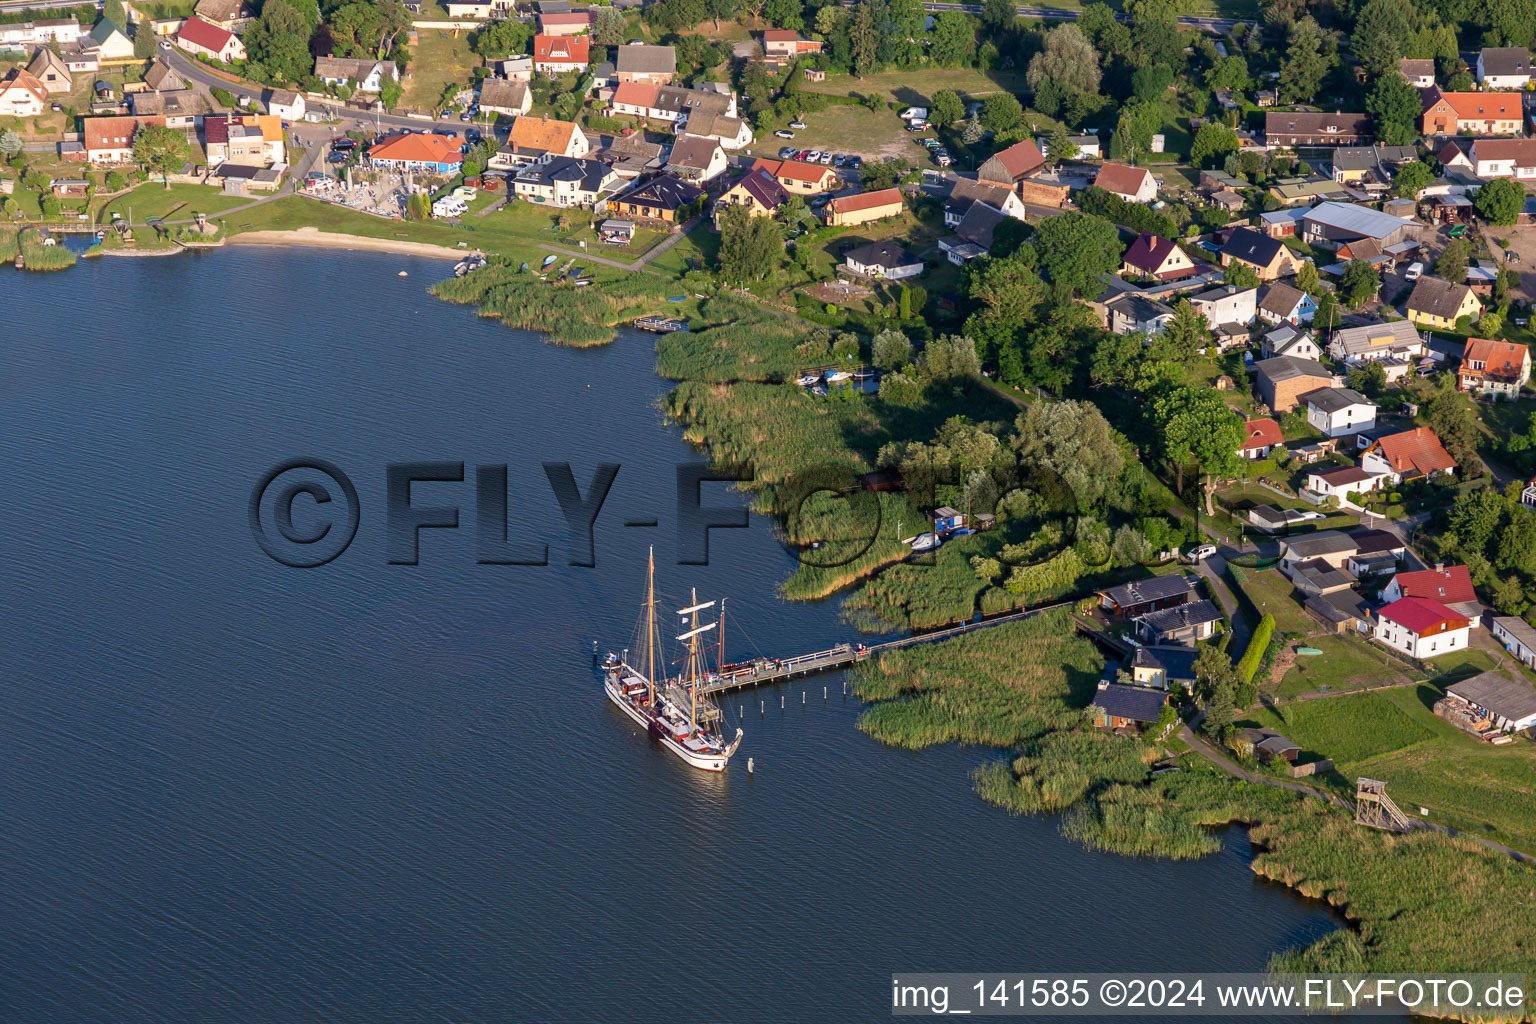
226 227 469 260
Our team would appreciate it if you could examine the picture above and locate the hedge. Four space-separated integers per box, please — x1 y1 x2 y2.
1236 613 1274 684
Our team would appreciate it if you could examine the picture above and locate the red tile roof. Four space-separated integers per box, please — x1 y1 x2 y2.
177 15 234 52
534 33 589 63
1424 89 1523 120
83 115 163 153
1392 564 1476 604
367 132 463 165
750 156 832 184
539 11 590 28
1121 231 1182 273
1462 337 1529 377
1093 162 1152 198
827 187 903 215
0 68 47 104
610 82 658 108
1373 426 1456 475
763 29 798 41
1378 595 1467 633
1240 417 1284 451
988 139 1046 179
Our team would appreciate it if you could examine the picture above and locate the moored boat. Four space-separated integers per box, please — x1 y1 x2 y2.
541 254 558 268
825 370 852 384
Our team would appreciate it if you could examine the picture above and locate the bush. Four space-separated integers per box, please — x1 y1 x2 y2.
1075 185 1179 239
1236 613 1273 684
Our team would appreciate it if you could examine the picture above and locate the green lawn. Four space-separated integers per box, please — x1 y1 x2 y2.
1232 567 1319 636
402 27 480 113
647 219 719 277
1242 684 1536 852
804 68 1027 107
96 183 252 224
749 104 928 163
1274 634 1414 699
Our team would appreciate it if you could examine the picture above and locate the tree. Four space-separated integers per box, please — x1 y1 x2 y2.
1131 64 1173 104
1421 375 1484 475
763 0 804 30
1154 387 1245 512
963 251 1047 360
473 17 531 58
592 6 625 45
1026 24 1101 98
1347 359 1388 396
1296 259 1320 296
1436 237 1468 284
379 76 403 109
1475 177 1525 226
718 203 782 284
103 0 126 26
849 0 879 77
329 2 385 57
407 191 430 220
1205 54 1249 92
979 92 1023 132
1394 160 1430 199
873 329 914 369
1313 289 1339 332
1161 299 1210 364
1339 259 1379 307
981 0 1015 34
930 89 964 128
1190 120 1238 169
886 0 924 65
1352 0 1411 76
1014 401 1123 511
1223 260 1260 288
1365 72 1419 146
1279 17 1332 103
0 129 21 160
131 124 192 188
133 24 156 59
1030 211 1121 300
929 11 978 67
1047 124 1078 163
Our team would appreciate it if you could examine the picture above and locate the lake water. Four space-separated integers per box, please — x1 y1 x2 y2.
0 248 1342 1022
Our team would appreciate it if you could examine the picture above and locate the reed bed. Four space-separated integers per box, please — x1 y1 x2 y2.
430 267 673 347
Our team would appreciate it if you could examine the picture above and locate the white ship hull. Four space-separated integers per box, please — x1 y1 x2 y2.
604 672 741 772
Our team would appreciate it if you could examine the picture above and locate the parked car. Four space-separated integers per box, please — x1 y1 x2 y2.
788 120 807 129
333 138 357 151
778 146 797 159
832 154 845 167
807 150 822 161
1404 261 1424 281
1186 544 1218 562
774 129 795 139
848 155 862 169
460 111 473 121
934 153 952 167
1295 511 1325 521
818 151 832 164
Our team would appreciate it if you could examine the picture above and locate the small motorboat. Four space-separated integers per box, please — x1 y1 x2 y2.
825 370 852 384
811 385 828 397
853 368 876 380
796 373 821 387
541 254 558 268
397 270 408 277
910 532 940 552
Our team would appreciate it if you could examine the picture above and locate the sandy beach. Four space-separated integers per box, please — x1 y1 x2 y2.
226 226 469 259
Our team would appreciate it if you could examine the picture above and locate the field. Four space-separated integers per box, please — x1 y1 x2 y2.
1241 685 1536 851
1273 634 1414 699
402 27 480 113
804 68 1026 107
1230 567 1318 636
747 105 928 163
96 183 253 223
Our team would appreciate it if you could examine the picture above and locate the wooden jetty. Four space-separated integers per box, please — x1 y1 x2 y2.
634 315 688 333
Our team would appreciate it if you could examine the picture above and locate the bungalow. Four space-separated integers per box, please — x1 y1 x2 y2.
1091 681 1169 731
843 239 923 280
83 114 166 164
1374 596 1469 660
1134 599 1222 646
616 44 675 85
86 19 136 63
1221 227 1299 281
60 48 100 75
938 202 1005 264
1257 282 1317 326
1268 176 1354 206
1105 292 1175 337
267 89 305 122
665 134 727 184
1361 426 1456 485
1239 728 1301 765
1238 417 1284 459
1491 616 1536 671
1290 557 1356 598
0 16 79 47
25 48 71 94
1345 528 1406 577
497 55 535 81
512 156 619 207
825 187 903 227
1093 162 1156 203
1400 57 1435 89
1260 324 1322 360
130 88 209 128
976 138 1046 189
1458 337 1531 399
1127 645 1199 691
609 174 703 223
1420 88 1524 136
1300 201 1418 252
1305 464 1383 506
1469 138 1536 182
367 132 463 175
1443 671 1536 733
1329 319 1426 373
1255 355 1332 414
1189 284 1258 333
492 115 590 169
1382 564 1480 626
1278 530 1358 574
1265 111 1371 148
714 167 789 220
1260 207 1309 238
444 0 512 16
944 178 1026 224
175 16 245 62
1406 276 1481 330
0 69 48 118
762 29 822 59
1095 573 1198 617
1120 231 1197 281
478 79 531 118
1300 386 1376 438
313 57 399 93
533 34 589 75
1475 47 1531 90
750 156 838 195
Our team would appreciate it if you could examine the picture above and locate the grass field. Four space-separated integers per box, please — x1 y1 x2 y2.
1232 568 1318 636
748 105 931 162
96 184 252 223
402 28 480 112
1242 685 1536 851
1274 635 1414 699
803 68 1027 107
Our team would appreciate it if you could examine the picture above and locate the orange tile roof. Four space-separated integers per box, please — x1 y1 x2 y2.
505 115 579 153
1424 89 1523 119
750 156 831 184
610 82 659 108
1462 336 1528 375
84 115 164 152
1374 426 1456 475
534 33 589 63
827 187 903 215
367 132 462 164
1241 417 1284 450
1 68 48 103
1093 162 1152 197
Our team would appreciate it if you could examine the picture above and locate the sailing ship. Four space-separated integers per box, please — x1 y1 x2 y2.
602 549 743 772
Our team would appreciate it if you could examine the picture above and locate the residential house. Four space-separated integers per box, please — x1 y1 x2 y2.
1420 88 1524 135
1260 207 1309 238
1524 476 1536 510
1105 293 1176 336
938 202 1005 264
1134 600 1222 646
478 79 531 117
1264 111 1372 148
1239 728 1302 765
1345 529 1406 578
944 178 1026 224
1400 58 1435 89
1093 162 1156 203
0 69 48 118
1475 46 1531 89
267 89 305 122
1255 356 1332 413
1361 426 1457 484
1095 574 1198 617
609 174 703 223
1469 138 1536 182
1290 557 1357 597
83 115 166 164
144 59 186 92
1300 201 1418 252
843 239 923 280
0 17 79 47
26 48 71 93
1258 283 1317 326
1330 145 1414 190
1278 530 1357 574
1188 283 1256 335
1305 464 1382 506
1329 319 1426 378
825 187 903 227
665 134 726 184
60 49 99 75
497 55 534 81
539 10 590 34
367 132 463 174
512 156 619 207
491 115 590 168
192 0 253 30
1221 227 1299 281
750 156 838 195
87 19 135 62
1120 232 1197 281
713 167 789 220
1383 564 1480 626
1127 645 1199 691
1300 387 1376 438
313 57 399 93
1260 324 1322 360
1268 176 1355 205
1458 336 1531 399
616 44 675 85
1238 417 1284 459
1406 276 1482 329
668 106 751 149
1443 672 1536 733
205 113 284 166
976 139 1047 189
130 88 209 128
1491 616 1536 672
762 29 822 59
601 132 663 179
1091 681 1169 731
176 17 245 62
1374 596 1470 659
533 34 589 74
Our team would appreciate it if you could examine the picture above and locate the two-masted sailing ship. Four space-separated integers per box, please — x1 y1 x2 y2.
602 549 743 772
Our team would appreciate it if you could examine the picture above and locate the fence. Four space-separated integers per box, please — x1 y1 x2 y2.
1286 758 1332 778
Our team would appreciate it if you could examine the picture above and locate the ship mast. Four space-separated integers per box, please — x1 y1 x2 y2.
677 590 715 736
644 547 657 705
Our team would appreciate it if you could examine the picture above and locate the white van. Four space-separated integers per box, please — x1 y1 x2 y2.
1404 262 1424 281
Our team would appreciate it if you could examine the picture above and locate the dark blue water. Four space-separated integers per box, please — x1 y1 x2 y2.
0 248 1340 1023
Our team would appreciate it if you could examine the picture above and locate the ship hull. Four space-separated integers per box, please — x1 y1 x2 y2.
604 673 734 772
